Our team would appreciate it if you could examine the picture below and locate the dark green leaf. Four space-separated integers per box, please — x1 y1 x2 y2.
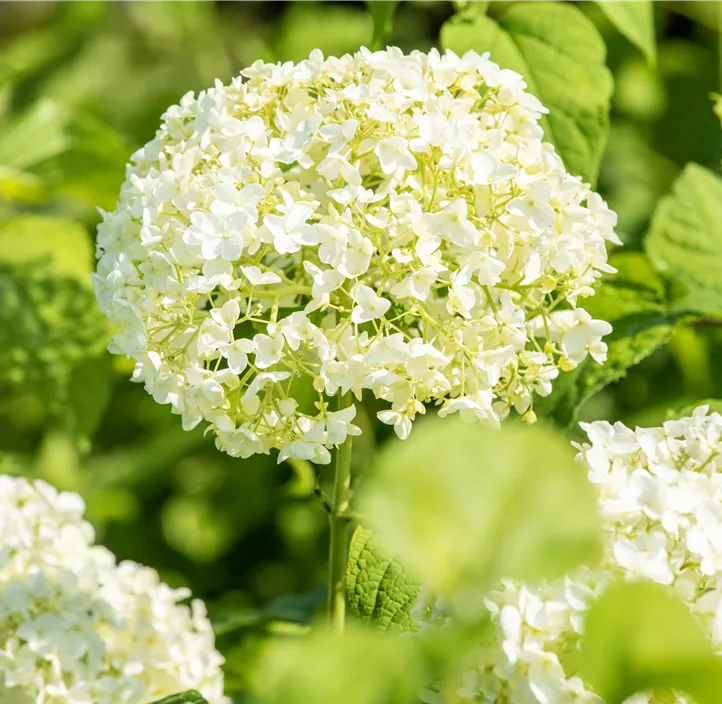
66 353 114 445
645 163 722 319
441 1 613 184
580 581 722 704
213 588 325 639
346 525 420 633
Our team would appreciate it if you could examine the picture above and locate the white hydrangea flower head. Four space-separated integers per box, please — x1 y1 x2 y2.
95 47 619 464
0 475 228 704
417 405 722 703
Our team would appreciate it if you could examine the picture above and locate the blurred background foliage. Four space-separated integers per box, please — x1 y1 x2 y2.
0 0 721 697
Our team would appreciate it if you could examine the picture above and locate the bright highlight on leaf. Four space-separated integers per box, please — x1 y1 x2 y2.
361 417 601 597
441 1 613 184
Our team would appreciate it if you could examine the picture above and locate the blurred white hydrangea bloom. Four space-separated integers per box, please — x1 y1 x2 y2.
418 405 722 703
95 47 618 464
0 475 227 704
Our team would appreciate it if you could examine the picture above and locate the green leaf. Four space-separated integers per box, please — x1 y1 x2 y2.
0 100 72 170
213 588 325 638
441 1 613 184
366 1 399 51
32 113 130 210
536 252 675 427
161 494 236 563
346 526 420 633
252 626 422 704
276 4 372 63
361 419 601 598
0 100 129 207
665 399 722 421
0 215 94 281
595 1 657 66
66 353 115 445
645 163 722 319
0 166 46 202
152 692 209 704
0 216 110 425
580 581 722 704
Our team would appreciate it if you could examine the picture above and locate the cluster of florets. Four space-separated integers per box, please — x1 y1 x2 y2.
0 475 227 704
95 46 618 463
417 405 722 703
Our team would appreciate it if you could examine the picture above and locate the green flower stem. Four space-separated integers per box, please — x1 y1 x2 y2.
327 391 354 632
452 0 488 14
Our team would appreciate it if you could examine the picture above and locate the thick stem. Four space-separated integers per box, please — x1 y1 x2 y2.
327 391 353 632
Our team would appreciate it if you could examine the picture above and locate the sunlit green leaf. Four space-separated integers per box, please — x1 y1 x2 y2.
0 216 93 280
537 252 675 427
126 3 232 87
580 581 722 704
275 4 372 63
441 1 613 184
252 626 422 704
32 113 129 209
646 163 722 319
346 525 420 632
0 100 75 170
0 98 129 207
0 24 78 83
361 418 601 597
0 166 46 202
595 1 657 66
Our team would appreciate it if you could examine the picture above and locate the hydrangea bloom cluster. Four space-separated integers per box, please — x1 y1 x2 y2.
0 475 227 704
417 405 722 703
95 47 618 463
